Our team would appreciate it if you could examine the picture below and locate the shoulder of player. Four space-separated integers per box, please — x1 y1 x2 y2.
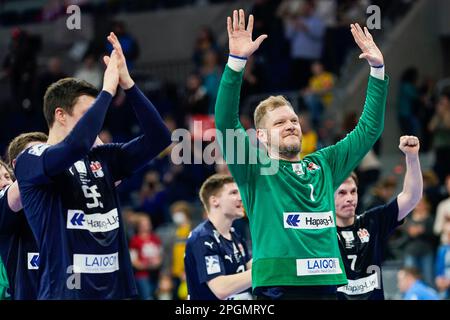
187 224 218 247
15 143 50 167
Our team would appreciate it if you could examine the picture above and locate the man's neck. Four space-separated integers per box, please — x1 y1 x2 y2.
336 216 355 228
47 129 66 146
209 213 233 240
268 150 301 162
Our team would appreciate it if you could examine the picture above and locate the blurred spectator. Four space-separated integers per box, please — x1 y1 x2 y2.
138 170 169 229
129 215 163 300
434 175 450 244
423 170 445 213
2 28 41 110
156 273 174 300
181 73 209 123
35 56 67 110
241 56 263 102
106 21 140 70
158 201 193 300
201 50 222 114
98 129 113 144
281 0 326 89
302 61 335 128
435 219 450 299
192 26 220 71
299 113 318 159
403 197 436 286
356 149 381 202
428 91 450 183
74 54 103 89
397 67 421 137
397 267 440 300
365 176 397 210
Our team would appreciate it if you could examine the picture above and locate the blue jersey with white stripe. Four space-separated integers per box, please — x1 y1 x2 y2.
0 185 39 300
15 143 138 300
185 220 251 300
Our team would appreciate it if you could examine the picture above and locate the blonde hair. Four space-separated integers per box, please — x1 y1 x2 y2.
253 95 293 129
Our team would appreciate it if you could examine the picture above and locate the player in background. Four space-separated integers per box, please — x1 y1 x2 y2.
334 136 422 299
14 32 171 299
215 9 388 299
185 174 252 300
0 132 48 300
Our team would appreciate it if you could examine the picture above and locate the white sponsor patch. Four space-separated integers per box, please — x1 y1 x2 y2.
73 253 119 273
228 292 253 300
337 273 379 295
67 208 119 232
28 144 50 157
74 161 87 174
296 258 342 276
27 252 40 270
205 255 221 275
284 211 335 229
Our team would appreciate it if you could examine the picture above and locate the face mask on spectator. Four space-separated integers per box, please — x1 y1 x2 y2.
172 212 187 225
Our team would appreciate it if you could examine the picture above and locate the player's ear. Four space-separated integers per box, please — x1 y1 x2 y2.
210 195 219 209
256 127 268 145
54 107 66 126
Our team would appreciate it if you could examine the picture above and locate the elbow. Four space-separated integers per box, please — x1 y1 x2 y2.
213 289 230 300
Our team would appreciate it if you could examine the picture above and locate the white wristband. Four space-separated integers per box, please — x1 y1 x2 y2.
227 55 247 72
370 65 385 80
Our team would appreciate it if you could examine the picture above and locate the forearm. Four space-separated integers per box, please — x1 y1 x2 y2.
120 85 171 171
7 182 22 212
207 269 252 300
397 154 423 220
44 91 112 176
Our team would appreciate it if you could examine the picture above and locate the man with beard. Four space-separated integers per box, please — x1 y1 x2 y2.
215 9 389 299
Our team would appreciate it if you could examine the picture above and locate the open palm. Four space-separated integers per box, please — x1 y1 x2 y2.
227 9 267 58
351 23 384 66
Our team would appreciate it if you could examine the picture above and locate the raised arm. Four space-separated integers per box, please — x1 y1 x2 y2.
316 23 389 188
41 50 120 178
215 9 267 184
397 136 423 221
103 32 171 175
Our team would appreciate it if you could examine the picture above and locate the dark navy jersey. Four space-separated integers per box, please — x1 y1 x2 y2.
15 143 138 300
185 220 251 300
336 199 401 300
0 185 39 300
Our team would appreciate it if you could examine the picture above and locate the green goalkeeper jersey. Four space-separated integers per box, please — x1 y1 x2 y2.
215 65 389 289
0 255 10 300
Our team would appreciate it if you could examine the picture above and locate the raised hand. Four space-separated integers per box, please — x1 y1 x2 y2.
350 23 384 67
104 32 134 90
227 9 267 58
399 135 420 155
102 49 119 96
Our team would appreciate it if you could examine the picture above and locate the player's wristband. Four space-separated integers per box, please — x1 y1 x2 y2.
370 64 384 68
229 54 248 60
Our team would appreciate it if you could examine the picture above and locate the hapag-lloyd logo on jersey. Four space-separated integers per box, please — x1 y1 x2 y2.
296 258 342 276
283 212 335 229
67 208 119 232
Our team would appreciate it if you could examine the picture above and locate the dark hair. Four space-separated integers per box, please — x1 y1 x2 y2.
43 78 98 128
7 132 48 166
199 174 235 212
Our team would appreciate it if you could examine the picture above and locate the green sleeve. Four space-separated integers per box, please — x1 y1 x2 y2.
316 75 389 189
214 65 258 185
0 256 10 300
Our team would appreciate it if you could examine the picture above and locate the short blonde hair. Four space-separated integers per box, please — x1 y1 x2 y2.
253 95 293 129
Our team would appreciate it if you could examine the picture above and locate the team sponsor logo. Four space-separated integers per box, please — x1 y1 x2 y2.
306 162 320 171
67 208 119 232
90 161 104 178
73 253 119 274
28 144 49 157
27 252 40 270
283 212 335 229
292 163 304 175
357 228 370 243
205 255 221 275
337 273 379 295
340 231 355 249
296 258 342 276
224 255 233 263
74 161 87 174
227 292 253 300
